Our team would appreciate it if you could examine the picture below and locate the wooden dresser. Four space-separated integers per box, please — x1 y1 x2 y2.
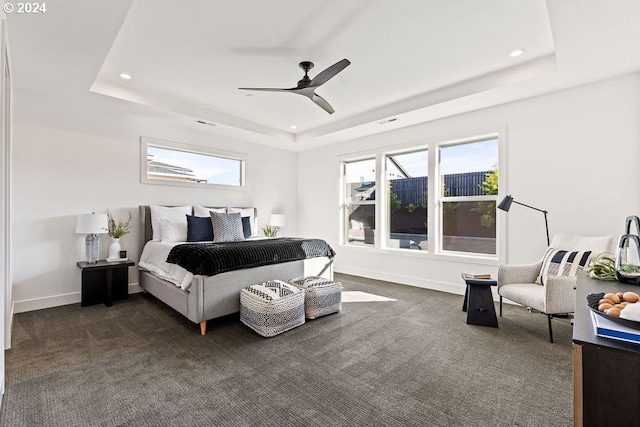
572 271 640 427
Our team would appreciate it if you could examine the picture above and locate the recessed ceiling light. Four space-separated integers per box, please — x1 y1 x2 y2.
119 73 132 80
290 125 297 130
509 49 525 57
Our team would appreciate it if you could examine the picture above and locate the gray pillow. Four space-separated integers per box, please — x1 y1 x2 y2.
211 212 245 243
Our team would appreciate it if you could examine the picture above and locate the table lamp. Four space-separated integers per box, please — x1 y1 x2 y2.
268 214 286 237
76 212 108 263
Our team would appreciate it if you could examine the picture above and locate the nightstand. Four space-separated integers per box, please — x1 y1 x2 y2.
461 273 498 328
77 260 135 307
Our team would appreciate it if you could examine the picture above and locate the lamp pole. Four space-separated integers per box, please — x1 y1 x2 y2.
497 195 550 246
510 200 549 246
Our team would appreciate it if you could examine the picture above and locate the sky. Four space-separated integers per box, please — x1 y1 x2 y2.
148 146 241 186
345 138 498 182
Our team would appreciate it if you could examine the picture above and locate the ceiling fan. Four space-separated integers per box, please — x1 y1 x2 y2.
239 58 351 114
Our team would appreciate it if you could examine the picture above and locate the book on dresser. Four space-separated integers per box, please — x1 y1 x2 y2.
590 310 640 345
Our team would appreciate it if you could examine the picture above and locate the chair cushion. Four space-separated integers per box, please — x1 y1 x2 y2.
499 283 545 312
550 233 612 255
536 248 591 285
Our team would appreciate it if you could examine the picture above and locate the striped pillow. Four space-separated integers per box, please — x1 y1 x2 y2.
536 248 592 285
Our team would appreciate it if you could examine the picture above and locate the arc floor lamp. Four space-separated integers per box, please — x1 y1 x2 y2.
497 195 550 246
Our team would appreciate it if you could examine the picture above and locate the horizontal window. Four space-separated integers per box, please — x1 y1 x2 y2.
141 137 245 188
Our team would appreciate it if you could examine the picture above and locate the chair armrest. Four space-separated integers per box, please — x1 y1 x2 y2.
497 262 542 289
544 275 577 314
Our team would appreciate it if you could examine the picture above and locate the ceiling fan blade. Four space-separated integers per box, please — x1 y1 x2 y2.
311 93 335 114
309 59 351 87
238 87 293 92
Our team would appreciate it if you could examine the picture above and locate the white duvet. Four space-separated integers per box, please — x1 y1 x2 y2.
138 241 194 290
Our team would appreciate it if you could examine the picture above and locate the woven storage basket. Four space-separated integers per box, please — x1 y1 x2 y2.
289 276 342 319
240 280 305 337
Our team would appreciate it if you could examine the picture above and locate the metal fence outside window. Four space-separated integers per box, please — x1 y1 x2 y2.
390 170 491 206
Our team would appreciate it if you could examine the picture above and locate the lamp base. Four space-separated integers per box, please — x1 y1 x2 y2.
85 233 99 264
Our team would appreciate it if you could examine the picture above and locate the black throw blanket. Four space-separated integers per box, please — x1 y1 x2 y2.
166 238 336 276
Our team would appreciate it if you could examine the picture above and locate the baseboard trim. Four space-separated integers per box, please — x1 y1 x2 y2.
13 283 144 313
13 292 80 313
335 265 512 304
12 273 511 314
129 283 144 294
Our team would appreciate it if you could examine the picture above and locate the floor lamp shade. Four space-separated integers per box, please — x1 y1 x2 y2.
76 213 108 264
497 195 514 212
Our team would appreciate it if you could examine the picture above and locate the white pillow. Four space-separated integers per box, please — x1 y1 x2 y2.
193 205 226 217
228 207 257 236
150 205 191 241
159 217 188 242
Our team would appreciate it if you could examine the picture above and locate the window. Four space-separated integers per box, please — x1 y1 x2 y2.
340 132 502 259
141 137 245 188
438 138 499 255
386 149 428 250
343 158 376 246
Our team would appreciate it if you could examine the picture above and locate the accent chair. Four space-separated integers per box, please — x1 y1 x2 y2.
497 233 613 343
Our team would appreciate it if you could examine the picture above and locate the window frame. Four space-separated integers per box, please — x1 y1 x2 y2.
436 137 500 258
339 127 506 264
341 156 377 247
383 146 429 251
140 136 247 189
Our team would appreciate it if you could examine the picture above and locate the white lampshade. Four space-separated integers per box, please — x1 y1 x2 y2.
269 214 286 227
76 213 108 234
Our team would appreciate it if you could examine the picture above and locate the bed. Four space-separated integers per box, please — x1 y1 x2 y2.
138 205 335 335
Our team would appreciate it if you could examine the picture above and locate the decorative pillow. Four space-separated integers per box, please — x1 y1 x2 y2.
186 215 214 242
193 206 226 217
228 207 256 236
242 216 252 239
150 205 191 241
536 248 592 285
159 217 188 242
211 212 245 243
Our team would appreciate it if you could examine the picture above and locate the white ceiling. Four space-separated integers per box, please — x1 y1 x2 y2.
6 0 640 151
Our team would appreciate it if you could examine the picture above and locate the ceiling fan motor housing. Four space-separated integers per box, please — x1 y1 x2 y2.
297 61 314 88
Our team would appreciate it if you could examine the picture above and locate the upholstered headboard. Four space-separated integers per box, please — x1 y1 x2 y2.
139 205 258 254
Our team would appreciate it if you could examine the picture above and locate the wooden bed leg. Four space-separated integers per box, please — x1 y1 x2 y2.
200 320 207 336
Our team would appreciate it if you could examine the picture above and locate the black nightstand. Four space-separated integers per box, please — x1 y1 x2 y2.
77 260 135 307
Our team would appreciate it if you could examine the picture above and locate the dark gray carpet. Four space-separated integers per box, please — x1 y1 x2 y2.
0 273 573 426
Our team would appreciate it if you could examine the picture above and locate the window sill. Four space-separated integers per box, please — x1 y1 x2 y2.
339 243 502 266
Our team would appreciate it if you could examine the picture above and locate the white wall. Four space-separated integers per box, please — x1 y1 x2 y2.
10 72 640 313
297 73 640 296
11 90 296 312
